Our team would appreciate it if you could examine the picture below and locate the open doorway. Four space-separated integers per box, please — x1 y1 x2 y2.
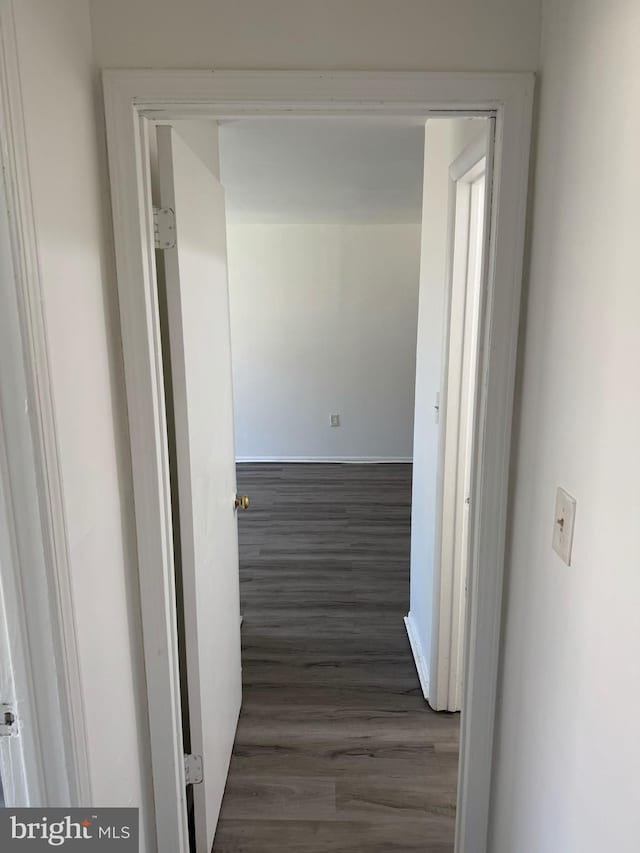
103 68 533 853
151 112 490 851
220 116 445 850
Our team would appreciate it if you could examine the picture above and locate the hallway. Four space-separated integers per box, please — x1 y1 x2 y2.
212 463 459 852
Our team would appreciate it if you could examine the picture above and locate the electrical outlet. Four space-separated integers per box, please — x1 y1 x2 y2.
330 414 340 427
552 487 576 565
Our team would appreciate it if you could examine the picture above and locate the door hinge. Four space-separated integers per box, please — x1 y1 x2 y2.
153 206 176 250
0 703 19 737
184 753 203 785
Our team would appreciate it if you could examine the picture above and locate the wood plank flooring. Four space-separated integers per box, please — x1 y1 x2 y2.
212 463 459 853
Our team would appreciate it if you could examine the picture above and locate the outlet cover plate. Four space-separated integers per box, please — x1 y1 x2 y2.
552 487 576 565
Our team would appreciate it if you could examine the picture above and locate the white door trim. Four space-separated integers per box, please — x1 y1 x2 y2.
102 69 534 853
0 0 91 806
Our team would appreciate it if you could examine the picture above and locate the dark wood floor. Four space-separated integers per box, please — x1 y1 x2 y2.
212 463 459 853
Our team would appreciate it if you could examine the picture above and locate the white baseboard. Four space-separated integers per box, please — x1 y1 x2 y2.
235 456 413 464
404 612 429 700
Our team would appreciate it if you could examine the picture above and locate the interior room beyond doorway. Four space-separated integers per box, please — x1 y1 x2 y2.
173 114 491 852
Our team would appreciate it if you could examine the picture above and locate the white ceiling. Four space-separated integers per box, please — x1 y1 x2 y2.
218 118 425 225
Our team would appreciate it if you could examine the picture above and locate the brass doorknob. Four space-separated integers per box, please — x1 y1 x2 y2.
234 495 250 511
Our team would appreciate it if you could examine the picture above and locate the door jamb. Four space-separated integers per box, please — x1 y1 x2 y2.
102 69 535 853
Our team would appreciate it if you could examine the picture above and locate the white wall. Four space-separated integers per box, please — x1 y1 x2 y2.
10 0 542 845
89 0 540 72
227 224 421 461
12 0 154 845
407 119 486 697
490 1 640 851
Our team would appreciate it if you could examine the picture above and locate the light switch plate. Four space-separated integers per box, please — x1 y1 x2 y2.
330 414 340 427
552 487 576 565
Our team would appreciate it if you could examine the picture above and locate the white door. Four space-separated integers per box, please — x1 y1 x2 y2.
157 125 242 853
431 127 492 713
449 170 486 710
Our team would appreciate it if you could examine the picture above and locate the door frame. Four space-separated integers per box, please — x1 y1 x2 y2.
103 69 534 853
0 0 92 807
430 134 490 714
